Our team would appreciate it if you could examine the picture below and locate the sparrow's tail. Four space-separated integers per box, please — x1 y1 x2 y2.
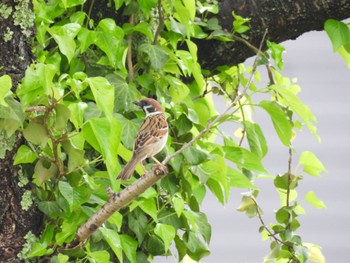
117 156 140 180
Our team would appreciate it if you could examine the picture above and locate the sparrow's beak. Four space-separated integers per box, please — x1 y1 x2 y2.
133 101 142 107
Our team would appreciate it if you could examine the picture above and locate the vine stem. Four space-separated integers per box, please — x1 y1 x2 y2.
69 30 269 247
286 147 293 207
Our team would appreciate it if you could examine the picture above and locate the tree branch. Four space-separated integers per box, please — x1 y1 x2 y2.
197 0 350 69
68 30 268 247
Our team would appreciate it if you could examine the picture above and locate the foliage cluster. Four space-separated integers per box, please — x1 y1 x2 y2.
0 0 329 262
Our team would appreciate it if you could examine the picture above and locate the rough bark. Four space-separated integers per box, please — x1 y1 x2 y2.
0 0 43 262
198 0 350 69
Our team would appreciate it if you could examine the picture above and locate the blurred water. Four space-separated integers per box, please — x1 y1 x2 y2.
155 31 350 262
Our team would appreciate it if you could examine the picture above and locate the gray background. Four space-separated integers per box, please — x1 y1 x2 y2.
156 30 350 262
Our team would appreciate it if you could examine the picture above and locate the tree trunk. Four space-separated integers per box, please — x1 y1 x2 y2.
0 0 43 262
198 0 350 69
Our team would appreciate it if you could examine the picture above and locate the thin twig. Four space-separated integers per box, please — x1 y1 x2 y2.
251 197 285 245
127 14 135 82
286 147 293 207
25 106 47 112
153 0 164 45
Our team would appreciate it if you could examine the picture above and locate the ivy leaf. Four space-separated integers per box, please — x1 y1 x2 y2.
100 227 123 262
267 40 285 70
299 151 327 176
325 19 350 51
86 77 114 118
183 145 210 165
17 63 57 108
54 104 71 131
14 145 37 164
95 19 125 68
23 122 48 146
106 73 142 113
172 195 185 217
35 159 57 185
120 234 137 263
139 43 169 70
87 251 110 262
0 75 12 106
38 201 61 218
243 121 268 158
48 23 81 62
139 198 157 222
154 223 176 252
115 114 141 149
82 117 121 179
305 191 327 209
174 114 192 136
128 208 148 244
58 181 91 212
304 243 326 263
269 84 319 141
259 100 292 146
224 146 268 175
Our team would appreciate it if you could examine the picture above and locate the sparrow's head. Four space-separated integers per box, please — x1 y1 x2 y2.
133 98 163 116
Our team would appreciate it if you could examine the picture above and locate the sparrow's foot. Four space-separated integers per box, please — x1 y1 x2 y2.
152 163 168 176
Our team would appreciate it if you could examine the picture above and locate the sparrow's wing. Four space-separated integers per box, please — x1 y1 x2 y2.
134 114 168 153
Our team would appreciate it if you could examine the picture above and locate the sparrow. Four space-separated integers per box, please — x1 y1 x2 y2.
117 98 168 180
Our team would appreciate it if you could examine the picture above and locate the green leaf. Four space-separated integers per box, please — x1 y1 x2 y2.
174 114 192 136
14 145 36 164
0 75 12 106
299 151 327 176
182 145 210 165
38 201 61 218
106 73 142 113
58 181 91 212
123 22 153 40
95 18 125 68
243 121 268 158
128 208 148 244
224 146 268 175
259 100 292 146
54 104 71 131
227 167 257 189
325 19 350 51
267 40 285 70
183 231 210 260
154 223 176 252
87 251 110 262
23 122 48 146
100 227 123 262
115 114 142 149
68 102 87 129
232 11 250 34
48 23 81 62
139 43 169 70
61 139 85 173
86 77 114 117
305 191 326 209
139 198 157 221
120 234 138 263
172 195 185 217
82 117 121 179
28 242 51 257
304 243 326 263
34 159 57 185
269 84 319 141
17 63 57 108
